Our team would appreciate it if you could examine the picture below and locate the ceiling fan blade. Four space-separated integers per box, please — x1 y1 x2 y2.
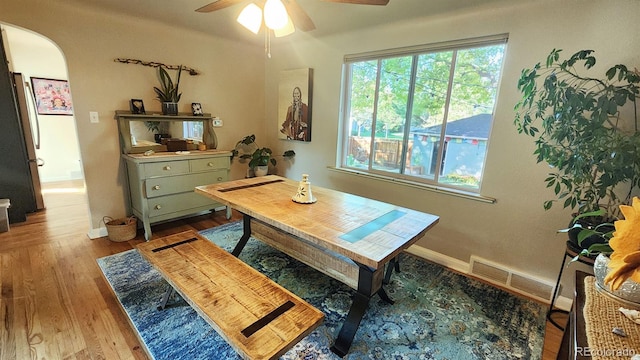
322 0 389 5
281 0 316 32
196 0 245 13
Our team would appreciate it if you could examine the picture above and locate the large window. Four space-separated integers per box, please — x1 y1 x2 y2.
340 35 507 192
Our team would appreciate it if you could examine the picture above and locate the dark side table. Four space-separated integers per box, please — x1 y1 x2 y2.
559 270 640 360
557 271 589 360
548 241 595 330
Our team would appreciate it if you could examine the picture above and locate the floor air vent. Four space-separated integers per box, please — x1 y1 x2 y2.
469 256 554 302
470 259 509 285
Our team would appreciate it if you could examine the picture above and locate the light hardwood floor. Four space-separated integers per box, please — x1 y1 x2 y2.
0 180 566 359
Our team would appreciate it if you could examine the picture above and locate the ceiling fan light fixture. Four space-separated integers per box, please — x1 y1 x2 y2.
237 3 262 34
263 0 289 30
274 15 295 37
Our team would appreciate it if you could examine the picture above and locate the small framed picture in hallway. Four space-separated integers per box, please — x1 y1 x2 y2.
30 77 74 115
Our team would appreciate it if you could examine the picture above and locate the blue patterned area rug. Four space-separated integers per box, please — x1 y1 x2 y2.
97 221 546 360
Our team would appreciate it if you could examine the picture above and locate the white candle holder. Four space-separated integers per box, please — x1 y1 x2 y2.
292 174 316 204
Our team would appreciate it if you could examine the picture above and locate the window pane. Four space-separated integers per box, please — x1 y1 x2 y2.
340 36 507 194
441 45 505 189
408 51 453 179
372 56 412 174
345 61 377 169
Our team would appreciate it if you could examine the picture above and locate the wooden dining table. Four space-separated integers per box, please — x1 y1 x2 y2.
195 175 439 356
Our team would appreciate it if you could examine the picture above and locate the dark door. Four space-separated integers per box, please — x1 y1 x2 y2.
13 72 45 210
0 33 37 223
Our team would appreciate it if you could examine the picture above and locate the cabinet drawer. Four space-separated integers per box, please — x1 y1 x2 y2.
144 161 189 177
145 170 227 198
190 157 230 172
148 192 218 217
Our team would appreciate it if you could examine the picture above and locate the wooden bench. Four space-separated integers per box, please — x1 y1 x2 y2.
136 230 324 360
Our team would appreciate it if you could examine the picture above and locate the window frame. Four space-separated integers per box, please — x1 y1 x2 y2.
338 34 508 195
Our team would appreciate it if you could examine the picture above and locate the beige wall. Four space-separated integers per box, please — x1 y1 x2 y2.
263 0 640 289
2 0 639 297
1 0 265 232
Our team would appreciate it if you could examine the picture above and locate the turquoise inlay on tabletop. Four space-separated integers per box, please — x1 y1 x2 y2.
339 210 406 243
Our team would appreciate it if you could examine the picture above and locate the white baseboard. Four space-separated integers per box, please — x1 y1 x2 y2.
554 295 572 312
406 244 470 274
405 244 572 311
88 226 108 239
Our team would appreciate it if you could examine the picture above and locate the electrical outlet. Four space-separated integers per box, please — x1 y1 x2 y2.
89 111 99 123
213 118 223 127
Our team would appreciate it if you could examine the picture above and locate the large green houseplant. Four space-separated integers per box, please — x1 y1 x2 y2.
154 65 182 115
231 134 295 177
514 49 640 255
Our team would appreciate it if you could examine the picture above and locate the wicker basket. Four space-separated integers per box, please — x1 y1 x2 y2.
103 216 137 242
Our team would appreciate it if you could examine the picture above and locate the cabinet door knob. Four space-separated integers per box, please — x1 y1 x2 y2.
154 205 162 210
208 162 214 167
217 177 223 181
152 185 160 190
163 166 171 171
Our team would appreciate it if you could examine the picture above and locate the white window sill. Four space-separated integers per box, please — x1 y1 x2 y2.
327 166 496 204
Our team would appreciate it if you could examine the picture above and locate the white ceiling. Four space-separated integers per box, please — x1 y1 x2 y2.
54 0 521 44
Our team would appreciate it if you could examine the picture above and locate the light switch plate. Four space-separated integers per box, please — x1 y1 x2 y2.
89 111 99 123
213 118 223 127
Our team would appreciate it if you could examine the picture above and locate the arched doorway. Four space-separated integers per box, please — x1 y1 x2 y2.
0 23 86 220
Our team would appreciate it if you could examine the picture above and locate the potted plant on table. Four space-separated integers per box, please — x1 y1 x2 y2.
154 65 182 115
232 134 296 177
514 49 640 257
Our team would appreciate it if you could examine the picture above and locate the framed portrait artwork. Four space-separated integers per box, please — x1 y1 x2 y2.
278 68 313 142
130 99 145 114
30 77 74 115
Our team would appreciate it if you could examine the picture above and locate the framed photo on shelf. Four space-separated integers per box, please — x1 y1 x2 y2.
130 99 145 114
30 77 74 115
191 102 203 116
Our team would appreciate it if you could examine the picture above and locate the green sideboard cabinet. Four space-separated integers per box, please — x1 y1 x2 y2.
116 111 231 240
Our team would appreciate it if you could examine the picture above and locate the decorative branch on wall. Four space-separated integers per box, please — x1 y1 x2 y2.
114 58 200 75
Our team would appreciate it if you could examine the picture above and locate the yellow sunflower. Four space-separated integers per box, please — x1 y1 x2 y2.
604 197 640 290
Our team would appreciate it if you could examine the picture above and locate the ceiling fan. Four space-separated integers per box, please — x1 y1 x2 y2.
195 0 390 33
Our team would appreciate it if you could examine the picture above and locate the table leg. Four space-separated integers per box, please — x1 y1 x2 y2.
377 287 394 305
383 255 401 284
331 263 391 356
157 284 175 310
231 214 252 257
331 292 371 357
